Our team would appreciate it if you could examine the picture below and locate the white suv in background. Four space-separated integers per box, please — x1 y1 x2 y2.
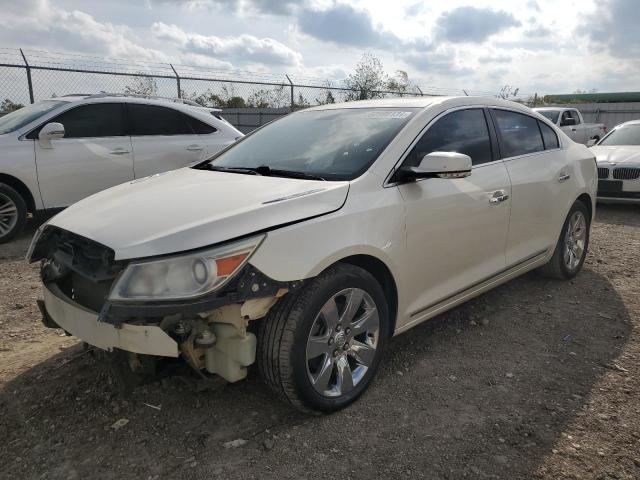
0 94 242 242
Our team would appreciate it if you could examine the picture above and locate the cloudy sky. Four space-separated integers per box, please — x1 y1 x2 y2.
1 0 638 96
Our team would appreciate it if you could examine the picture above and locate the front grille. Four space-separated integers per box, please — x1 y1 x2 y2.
613 167 640 180
37 226 121 312
597 167 609 179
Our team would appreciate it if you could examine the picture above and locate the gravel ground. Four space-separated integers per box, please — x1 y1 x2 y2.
0 204 639 480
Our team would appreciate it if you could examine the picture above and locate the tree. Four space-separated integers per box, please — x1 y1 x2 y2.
314 81 336 105
247 85 287 108
496 85 520 100
293 92 310 109
226 96 246 108
386 70 413 96
0 98 24 114
124 74 158 96
343 53 389 101
191 85 247 108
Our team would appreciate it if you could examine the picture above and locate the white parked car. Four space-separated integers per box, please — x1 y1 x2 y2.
28 97 597 413
0 94 242 242
534 107 607 144
590 119 640 203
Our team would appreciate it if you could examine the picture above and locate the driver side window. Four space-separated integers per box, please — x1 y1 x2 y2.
405 109 493 167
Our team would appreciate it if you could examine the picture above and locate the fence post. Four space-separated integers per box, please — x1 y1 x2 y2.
170 64 181 98
285 75 294 110
20 49 34 104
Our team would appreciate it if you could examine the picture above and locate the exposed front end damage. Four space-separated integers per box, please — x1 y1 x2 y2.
32 226 301 383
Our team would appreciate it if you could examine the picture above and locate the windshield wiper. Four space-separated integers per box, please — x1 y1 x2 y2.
197 165 260 175
254 165 326 181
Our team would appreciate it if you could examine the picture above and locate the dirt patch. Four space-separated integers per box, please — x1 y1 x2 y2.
1 205 639 479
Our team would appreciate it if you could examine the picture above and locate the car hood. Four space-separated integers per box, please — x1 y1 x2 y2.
591 145 640 165
49 168 349 260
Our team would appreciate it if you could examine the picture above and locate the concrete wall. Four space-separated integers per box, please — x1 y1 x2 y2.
220 107 292 134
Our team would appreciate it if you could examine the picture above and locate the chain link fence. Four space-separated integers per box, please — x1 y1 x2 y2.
0 48 519 130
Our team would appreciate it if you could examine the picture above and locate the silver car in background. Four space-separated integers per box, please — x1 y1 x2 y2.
590 120 640 203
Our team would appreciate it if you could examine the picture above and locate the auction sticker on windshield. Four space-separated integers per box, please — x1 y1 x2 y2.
361 111 413 119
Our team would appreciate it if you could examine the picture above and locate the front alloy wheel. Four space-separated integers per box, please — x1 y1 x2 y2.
258 264 389 413
305 288 380 398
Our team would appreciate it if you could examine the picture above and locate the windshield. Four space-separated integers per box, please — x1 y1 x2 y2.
537 110 560 124
599 124 640 146
0 100 67 135
202 108 417 181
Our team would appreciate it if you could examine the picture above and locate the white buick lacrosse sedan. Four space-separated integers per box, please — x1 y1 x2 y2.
28 97 597 413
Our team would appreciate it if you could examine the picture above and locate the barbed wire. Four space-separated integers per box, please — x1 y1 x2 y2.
0 48 537 108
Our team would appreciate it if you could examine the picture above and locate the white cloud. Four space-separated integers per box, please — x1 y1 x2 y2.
152 22 303 67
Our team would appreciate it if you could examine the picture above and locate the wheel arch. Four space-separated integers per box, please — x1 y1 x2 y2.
0 174 36 213
576 192 593 222
328 254 399 338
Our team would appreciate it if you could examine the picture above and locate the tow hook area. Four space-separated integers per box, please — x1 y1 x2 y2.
166 291 286 383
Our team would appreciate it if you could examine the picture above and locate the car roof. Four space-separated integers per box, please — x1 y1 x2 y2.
614 119 640 127
44 94 221 111
305 96 535 113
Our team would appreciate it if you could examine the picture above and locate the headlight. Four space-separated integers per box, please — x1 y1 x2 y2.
109 235 264 301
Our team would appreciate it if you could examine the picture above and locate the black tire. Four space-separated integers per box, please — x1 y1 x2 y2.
537 199 591 280
0 183 27 244
257 264 389 413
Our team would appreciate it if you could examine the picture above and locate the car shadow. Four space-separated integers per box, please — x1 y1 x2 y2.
0 264 632 479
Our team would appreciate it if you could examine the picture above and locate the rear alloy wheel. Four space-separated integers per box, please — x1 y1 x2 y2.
0 184 27 244
258 264 389 413
563 210 587 272
537 200 590 280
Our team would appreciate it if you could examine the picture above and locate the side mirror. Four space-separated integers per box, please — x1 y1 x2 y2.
38 122 65 149
586 138 597 147
560 118 576 127
398 151 472 182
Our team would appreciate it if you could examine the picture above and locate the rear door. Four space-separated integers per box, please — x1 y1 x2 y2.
490 108 571 265
397 107 512 318
33 103 134 208
127 103 210 178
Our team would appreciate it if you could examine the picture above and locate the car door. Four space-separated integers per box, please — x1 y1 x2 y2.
397 107 511 318
127 103 209 178
490 108 571 265
32 103 134 209
571 109 588 144
560 110 582 143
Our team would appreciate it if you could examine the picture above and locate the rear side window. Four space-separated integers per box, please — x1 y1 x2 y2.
539 121 559 149
405 109 493 167
185 116 216 134
128 104 194 136
47 103 125 138
492 109 544 158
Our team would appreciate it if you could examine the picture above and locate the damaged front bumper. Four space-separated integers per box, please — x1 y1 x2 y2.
32 225 304 383
41 282 179 357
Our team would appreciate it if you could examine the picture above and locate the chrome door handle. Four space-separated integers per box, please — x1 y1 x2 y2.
109 148 130 155
186 144 204 152
558 173 571 182
571 128 577 131
490 191 509 204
